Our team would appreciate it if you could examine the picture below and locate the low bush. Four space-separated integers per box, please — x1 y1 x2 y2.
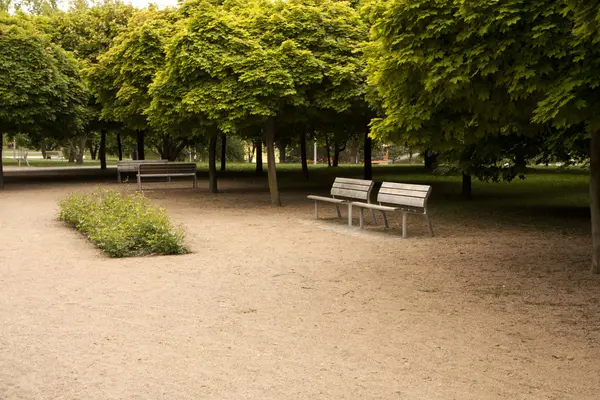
58 189 187 257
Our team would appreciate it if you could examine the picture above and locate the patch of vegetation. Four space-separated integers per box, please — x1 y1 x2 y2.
58 189 187 257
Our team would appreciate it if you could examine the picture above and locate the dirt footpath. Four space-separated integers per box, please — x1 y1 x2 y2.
0 181 598 400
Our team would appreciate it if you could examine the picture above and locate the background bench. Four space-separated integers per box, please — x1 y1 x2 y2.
307 177 375 226
137 163 197 190
14 150 29 167
45 150 64 160
117 160 168 183
353 182 433 238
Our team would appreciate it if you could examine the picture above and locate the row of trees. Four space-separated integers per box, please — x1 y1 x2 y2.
1 0 374 206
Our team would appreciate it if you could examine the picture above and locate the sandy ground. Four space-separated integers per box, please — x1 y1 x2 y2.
0 180 599 400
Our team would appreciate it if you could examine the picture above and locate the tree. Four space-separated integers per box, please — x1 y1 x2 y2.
0 13 88 188
364 0 600 272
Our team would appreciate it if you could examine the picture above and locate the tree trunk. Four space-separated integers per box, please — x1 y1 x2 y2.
67 141 75 163
0 134 4 189
278 140 287 164
220 133 226 172
333 142 341 167
462 172 472 199
99 130 107 170
424 151 438 170
590 130 600 273
88 141 98 160
40 140 47 160
364 128 372 180
136 131 145 160
75 136 86 164
209 133 218 193
325 136 331 167
265 118 281 206
300 130 309 180
255 140 263 175
117 133 123 161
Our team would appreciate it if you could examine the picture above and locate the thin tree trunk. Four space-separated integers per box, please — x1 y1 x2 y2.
300 130 309 180
220 133 226 172
265 118 281 206
424 151 438 170
40 140 47 160
68 141 76 163
590 130 600 273
117 133 123 161
333 142 341 167
136 131 145 160
255 140 263 175
0 134 4 189
88 141 98 160
278 140 287 164
209 133 218 193
462 173 472 199
325 136 331 167
364 128 372 180
99 130 107 170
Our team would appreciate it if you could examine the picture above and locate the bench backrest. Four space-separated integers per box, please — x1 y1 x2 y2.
377 182 431 209
331 177 374 202
138 163 197 175
117 159 168 172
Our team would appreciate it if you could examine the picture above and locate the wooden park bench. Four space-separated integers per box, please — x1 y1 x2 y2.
353 182 433 238
45 150 64 160
307 177 376 226
137 163 197 190
14 150 29 167
116 160 168 183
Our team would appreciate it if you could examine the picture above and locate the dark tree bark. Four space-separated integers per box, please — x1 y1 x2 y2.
68 142 76 163
88 141 99 160
277 139 288 164
136 131 145 160
220 133 227 172
325 135 331 167
462 172 472 199
209 133 218 193
590 130 600 273
255 140 263 175
424 151 438 170
364 128 372 180
116 133 123 161
333 141 346 167
265 118 281 206
99 130 107 170
40 140 47 160
0 134 4 189
300 130 309 180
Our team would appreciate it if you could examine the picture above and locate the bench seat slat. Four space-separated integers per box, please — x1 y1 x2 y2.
380 182 430 192
377 194 426 208
335 178 373 187
331 188 370 200
378 188 429 198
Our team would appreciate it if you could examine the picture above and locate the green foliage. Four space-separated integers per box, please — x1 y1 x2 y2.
58 189 187 257
0 13 88 137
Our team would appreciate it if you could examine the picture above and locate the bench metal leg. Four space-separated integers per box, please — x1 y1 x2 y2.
315 202 319 218
359 208 364 229
382 211 389 228
335 205 342 219
348 203 353 226
193 176 197 188
402 212 408 238
118 172 122 184
137 175 142 190
370 209 377 224
425 213 434 237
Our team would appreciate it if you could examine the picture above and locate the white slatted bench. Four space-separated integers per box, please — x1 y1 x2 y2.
14 150 29 167
45 150 64 160
137 163 197 190
117 160 168 183
307 177 376 226
353 182 433 238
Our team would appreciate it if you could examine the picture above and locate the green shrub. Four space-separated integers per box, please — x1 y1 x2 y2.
58 189 187 257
